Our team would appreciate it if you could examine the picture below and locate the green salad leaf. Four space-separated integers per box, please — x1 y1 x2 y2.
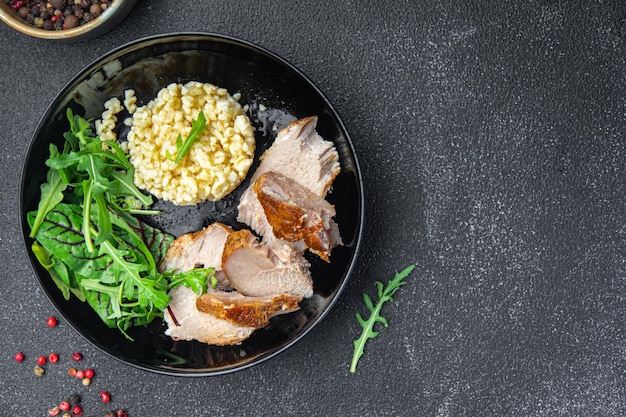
350 264 416 373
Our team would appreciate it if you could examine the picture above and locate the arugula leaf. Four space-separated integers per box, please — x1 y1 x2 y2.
29 154 68 238
165 267 215 295
109 169 153 208
350 264 415 373
167 111 207 164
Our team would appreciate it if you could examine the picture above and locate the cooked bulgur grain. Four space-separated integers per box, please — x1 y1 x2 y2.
124 81 255 205
95 96 123 142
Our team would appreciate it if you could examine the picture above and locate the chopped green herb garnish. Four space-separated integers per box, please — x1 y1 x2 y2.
167 111 207 164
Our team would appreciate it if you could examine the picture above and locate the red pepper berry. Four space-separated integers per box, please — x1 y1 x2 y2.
84 368 95 379
71 405 83 416
75 369 84 379
67 367 77 376
37 355 47 365
14 352 25 362
116 410 128 417
71 352 82 362
59 401 70 412
99 391 111 403
10 0 24 10
46 316 58 327
49 353 59 364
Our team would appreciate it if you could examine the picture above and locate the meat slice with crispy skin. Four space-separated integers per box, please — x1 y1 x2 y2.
222 229 314 298
161 223 257 345
163 286 255 345
248 116 340 196
162 223 310 345
196 290 302 328
254 171 341 262
237 116 341 260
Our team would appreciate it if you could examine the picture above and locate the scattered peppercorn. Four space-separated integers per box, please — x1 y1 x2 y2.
14 352 25 362
75 369 84 379
81 377 91 386
71 352 83 362
105 412 116 417
84 368 94 379
37 355 47 365
47 316 58 327
5 0 115 31
59 401 70 412
34 365 45 377
70 405 83 416
49 352 60 364
100 391 111 403
67 367 77 376
48 406 61 416
67 393 81 405
116 410 128 417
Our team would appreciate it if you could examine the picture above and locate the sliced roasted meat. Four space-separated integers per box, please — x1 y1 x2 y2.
222 229 314 298
254 171 341 262
163 286 255 345
160 222 233 289
196 290 302 328
248 116 340 196
161 222 257 345
237 116 341 260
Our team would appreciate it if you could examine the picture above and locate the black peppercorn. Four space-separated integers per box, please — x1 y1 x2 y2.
67 393 81 404
50 0 64 10
89 3 101 17
63 14 79 29
18 6 29 18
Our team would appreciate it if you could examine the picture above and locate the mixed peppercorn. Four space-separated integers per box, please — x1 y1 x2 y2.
13 316 129 416
5 0 114 30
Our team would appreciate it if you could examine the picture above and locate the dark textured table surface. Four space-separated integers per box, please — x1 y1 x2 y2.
2 1 626 416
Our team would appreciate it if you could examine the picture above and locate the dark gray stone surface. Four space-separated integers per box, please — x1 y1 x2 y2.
1 1 626 415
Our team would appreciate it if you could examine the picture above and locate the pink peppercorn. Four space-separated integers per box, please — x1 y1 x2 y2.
14 352 25 362
99 391 111 403
71 352 82 362
49 353 59 364
46 316 58 327
71 405 83 416
37 355 47 365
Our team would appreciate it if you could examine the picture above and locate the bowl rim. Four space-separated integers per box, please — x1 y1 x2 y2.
19 32 365 376
0 0 136 39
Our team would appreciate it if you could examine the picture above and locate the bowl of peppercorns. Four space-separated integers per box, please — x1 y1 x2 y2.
0 0 136 40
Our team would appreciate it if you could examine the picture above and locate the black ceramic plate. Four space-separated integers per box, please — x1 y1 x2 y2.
19 33 363 375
